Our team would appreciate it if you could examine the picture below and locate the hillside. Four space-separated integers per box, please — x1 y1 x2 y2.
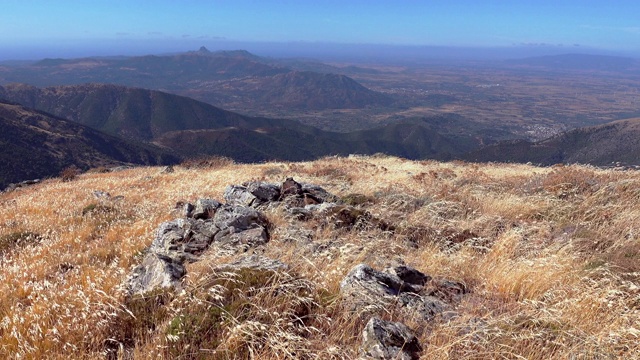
465 117 640 166
0 83 305 141
0 156 638 359
0 49 393 111
0 100 178 189
208 70 394 110
0 83 479 163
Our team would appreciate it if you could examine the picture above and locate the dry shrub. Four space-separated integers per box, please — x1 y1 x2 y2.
180 156 235 169
0 231 41 254
60 165 81 182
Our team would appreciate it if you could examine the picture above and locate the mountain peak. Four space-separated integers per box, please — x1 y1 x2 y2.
197 46 211 53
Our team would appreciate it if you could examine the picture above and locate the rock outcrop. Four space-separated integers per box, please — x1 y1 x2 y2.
340 263 467 320
361 317 422 360
126 200 270 295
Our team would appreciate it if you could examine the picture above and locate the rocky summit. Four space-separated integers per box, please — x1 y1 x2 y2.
1 156 639 359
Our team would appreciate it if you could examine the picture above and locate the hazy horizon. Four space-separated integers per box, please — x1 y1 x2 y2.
2 1 640 61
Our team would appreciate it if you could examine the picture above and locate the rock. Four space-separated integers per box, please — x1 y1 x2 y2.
109 166 133 172
213 204 270 232
387 265 431 291
281 177 303 197
245 182 280 204
127 203 271 295
190 199 222 220
161 165 174 173
224 182 280 208
324 205 393 231
125 253 186 295
3 179 41 193
183 202 195 218
361 317 421 360
214 226 269 252
93 190 111 199
340 264 406 298
3 184 18 193
341 263 451 320
224 185 258 207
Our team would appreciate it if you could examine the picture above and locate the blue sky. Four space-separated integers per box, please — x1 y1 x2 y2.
1 0 639 59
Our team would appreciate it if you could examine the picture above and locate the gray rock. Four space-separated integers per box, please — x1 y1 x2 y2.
191 198 222 219
93 190 111 199
125 253 186 295
213 205 270 232
183 202 195 218
214 226 269 252
3 179 41 193
341 263 450 320
224 182 280 207
301 183 340 203
224 185 258 207
127 204 271 295
361 317 421 360
245 182 280 204
340 264 406 298
161 165 174 173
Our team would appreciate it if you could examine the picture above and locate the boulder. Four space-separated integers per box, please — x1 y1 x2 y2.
161 165 174 173
281 177 303 197
127 203 271 295
224 182 280 208
340 263 450 320
212 204 270 232
361 317 421 360
125 253 186 295
191 199 222 220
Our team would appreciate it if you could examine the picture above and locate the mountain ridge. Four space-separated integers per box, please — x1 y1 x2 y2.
0 99 178 189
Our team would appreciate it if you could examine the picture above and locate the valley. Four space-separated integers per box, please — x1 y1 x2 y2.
3 50 640 143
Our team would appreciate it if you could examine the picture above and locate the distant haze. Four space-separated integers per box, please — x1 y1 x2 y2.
1 0 639 61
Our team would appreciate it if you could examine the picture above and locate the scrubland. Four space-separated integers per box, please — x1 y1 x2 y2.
0 155 638 359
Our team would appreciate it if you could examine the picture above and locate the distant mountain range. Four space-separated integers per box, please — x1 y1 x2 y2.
0 100 177 189
465 117 640 166
507 53 640 72
0 48 393 111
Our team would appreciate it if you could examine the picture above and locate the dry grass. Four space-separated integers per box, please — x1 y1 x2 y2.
0 156 639 359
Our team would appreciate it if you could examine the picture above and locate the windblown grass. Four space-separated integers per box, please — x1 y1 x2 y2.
0 156 638 359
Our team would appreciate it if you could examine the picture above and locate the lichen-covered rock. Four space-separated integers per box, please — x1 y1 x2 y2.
340 263 453 320
361 317 421 360
125 253 186 295
224 182 280 207
191 199 222 219
126 203 271 295
212 204 270 232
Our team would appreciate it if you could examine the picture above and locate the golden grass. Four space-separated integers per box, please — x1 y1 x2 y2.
0 156 639 359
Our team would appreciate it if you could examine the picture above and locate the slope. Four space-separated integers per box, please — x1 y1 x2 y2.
465 117 640 166
0 100 178 189
0 48 393 111
0 83 479 162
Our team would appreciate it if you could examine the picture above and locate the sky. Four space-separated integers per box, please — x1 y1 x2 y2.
1 0 639 60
